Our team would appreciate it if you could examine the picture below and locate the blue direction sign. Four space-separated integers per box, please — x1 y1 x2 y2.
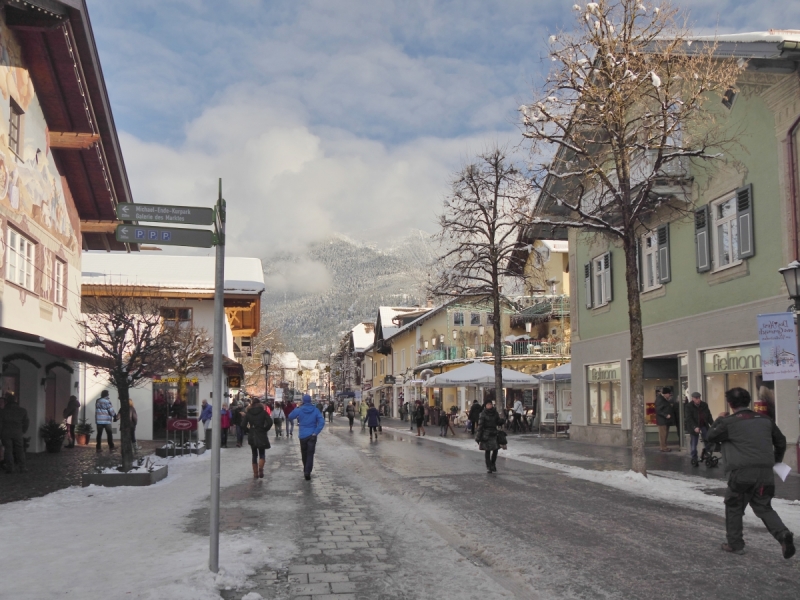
115 225 214 248
116 203 214 226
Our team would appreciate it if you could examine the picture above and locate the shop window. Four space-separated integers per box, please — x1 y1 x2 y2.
6 228 35 291
453 312 464 326
161 307 192 329
587 362 622 425
470 312 481 326
8 99 23 157
54 259 66 306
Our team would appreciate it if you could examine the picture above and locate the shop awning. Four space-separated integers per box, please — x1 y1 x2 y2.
0 327 113 368
424 360 539 388
537 362 571 382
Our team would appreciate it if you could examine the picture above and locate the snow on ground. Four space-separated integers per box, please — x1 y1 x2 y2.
0 447 296 599
382 425 800 533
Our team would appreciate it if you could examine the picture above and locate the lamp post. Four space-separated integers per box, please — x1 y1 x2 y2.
262 349 272 399
779 261 800 468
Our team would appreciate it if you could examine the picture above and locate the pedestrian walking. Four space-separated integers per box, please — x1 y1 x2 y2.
272 402 285 438
200 399 213 449
288 394 325 481
95 390 117 452
242 398 273 479
220 404 231 447
367 402 381 440
1 393 29 473
284 399 296 437
707 387 795 558
468 399 482 434
326 401 335 423
655 387 675 452
475 400 505 473
127 399 140 451
359 400 368 430
345 401 356 432
399 402 407 422
685 392 713 467
512 396 524 433
62 395 80 448
231 401 244 447
170 397 188 419
414 400 426 436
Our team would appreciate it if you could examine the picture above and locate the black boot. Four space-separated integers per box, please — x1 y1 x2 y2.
780 531 796 559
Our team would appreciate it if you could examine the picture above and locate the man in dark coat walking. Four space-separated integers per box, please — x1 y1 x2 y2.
468 400 482 434
1 393 29 473
707 387 795 558
685 392 713 466
655 387 675 452
475 400 505 473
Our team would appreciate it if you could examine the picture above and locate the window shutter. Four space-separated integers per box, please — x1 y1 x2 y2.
636 238 643 291
695 205 711 273
584 263 593 309
657 224 671 284
603 252 612 303
736 184 754 259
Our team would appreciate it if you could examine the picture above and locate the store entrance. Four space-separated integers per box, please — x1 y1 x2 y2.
643 356 683 447
702 346 769 420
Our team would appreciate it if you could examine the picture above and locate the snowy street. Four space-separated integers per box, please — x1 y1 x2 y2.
4 417 800 600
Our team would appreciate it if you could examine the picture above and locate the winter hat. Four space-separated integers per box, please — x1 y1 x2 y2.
302 394 312 405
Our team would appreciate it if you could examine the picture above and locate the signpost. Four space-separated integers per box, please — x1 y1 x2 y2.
115 188 226 574
115 224 214 248
116 202 214 226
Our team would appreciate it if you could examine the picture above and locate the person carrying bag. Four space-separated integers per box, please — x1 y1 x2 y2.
242 398 273 479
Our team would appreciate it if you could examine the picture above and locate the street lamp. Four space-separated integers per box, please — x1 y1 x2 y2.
262 349 272 398
780 261 800 311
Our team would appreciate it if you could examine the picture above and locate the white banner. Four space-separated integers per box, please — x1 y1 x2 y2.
757 313 800 380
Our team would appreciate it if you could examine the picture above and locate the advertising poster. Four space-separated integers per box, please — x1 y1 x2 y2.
757 313 800 380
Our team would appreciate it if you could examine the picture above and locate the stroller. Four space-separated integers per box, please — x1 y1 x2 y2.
699 439 720 467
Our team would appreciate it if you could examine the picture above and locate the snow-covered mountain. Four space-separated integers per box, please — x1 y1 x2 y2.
262 232 436 359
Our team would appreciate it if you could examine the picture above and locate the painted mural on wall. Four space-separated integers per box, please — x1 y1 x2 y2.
0 19 79 267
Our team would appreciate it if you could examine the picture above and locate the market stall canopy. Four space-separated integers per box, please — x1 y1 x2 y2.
424 361 539 388
537 362 571 382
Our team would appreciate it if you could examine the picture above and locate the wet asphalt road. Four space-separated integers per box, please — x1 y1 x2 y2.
308 416 800 600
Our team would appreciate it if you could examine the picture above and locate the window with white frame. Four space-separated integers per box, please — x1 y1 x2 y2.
8 99 23 157
712 194 739 270
410 344 415 367
6 228 35 291
453 312 464 326
54 259 65 305
470 312 481 326
400 349 406 372
592 253 612 306
379 358 385 375
641 232 660 292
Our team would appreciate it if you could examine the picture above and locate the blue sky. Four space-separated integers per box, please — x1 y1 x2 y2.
86 0 798 273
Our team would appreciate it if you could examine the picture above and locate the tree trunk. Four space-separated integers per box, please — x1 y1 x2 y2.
492 288 503 413
115 375 134 472
624 236 647 476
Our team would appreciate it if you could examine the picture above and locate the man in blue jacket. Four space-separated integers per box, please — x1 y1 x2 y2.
288 394 325 480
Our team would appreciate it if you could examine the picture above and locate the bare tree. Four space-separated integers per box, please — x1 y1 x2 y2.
520 0 742 475
430 146 532 407
81 290 172 472
161 325 212 406
242 324 286 395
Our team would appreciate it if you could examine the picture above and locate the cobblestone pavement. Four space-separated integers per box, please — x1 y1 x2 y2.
0 440 162 504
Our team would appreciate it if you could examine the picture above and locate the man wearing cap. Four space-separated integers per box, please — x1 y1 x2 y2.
287 394 325 481
685 392 713 467
655 387 675 452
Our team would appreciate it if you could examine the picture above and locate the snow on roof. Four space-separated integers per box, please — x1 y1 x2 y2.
541 240 568 253
276 352 299 369
81 253 265 295
299 359 319 370
351 322 375 352
379 306 431 338
691 30 800 44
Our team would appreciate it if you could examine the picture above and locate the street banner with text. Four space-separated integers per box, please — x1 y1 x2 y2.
757 312 800 380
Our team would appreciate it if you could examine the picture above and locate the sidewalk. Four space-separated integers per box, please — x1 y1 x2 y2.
378 416 800 500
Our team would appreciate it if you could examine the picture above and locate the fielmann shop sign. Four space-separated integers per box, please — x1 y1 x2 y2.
704 346 762 374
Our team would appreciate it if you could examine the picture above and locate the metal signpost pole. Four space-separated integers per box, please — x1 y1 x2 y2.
209 179 226 573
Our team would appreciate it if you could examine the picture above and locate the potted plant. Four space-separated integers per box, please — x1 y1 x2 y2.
39 420 67 453
75 419 94 446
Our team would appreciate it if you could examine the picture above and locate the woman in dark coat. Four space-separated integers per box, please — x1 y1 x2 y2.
242 399 272 479
413 401 426 437
476 400 505 473
366 402 381 441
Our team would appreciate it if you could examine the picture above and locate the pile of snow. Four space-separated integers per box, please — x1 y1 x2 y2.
0 449 294 599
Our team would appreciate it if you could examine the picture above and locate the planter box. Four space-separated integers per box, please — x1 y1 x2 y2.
155 446 206 458
81 465 168 488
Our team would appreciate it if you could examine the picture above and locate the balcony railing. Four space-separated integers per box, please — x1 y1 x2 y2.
416 340 570 365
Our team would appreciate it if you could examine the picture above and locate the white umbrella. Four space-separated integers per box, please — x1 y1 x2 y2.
424 361 538 388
